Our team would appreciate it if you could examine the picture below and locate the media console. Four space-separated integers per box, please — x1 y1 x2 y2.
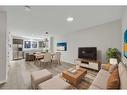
75 58 101 71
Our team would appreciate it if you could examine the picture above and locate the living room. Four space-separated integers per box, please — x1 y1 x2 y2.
0 5 127 91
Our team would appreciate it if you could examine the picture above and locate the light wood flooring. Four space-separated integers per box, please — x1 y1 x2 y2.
0 59 97 89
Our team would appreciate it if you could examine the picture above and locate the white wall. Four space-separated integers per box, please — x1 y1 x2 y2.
54 20 122 64
122 7 127 65
0 11 7 83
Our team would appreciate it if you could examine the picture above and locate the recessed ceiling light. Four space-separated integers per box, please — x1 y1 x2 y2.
66 17 74 22
24 6 31 12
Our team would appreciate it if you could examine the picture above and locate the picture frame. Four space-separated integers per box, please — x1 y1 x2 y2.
124 29 127 58
24 41 31 48
32 41 37 48
57 42 67 51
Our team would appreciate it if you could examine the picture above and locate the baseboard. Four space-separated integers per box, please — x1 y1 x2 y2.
62 61 74 64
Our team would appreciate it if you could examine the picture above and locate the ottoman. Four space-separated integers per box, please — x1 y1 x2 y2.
31 69 52 89
38 74 71 89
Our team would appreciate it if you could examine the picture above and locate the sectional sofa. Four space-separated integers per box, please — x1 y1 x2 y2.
89 62 127 89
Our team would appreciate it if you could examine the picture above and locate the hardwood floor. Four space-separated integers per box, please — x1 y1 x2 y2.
0 59 74 89
0 59 97 89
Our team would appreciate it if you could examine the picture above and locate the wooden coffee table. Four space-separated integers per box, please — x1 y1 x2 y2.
62 68 87 87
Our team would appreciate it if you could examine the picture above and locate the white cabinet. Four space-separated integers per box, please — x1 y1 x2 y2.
89 62 99 70
75 59 100 71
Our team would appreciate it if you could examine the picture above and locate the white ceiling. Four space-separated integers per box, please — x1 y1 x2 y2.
1 6 124 37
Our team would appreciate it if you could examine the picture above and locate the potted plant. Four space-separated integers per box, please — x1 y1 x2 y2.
106 48 121 63
45 49 48 52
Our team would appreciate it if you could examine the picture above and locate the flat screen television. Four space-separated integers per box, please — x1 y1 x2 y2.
78 47 97 60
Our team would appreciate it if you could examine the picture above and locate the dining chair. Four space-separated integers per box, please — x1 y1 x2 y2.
40 52 52 66
52 52 61 64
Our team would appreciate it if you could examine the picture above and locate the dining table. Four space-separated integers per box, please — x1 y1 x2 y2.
34 53 55 64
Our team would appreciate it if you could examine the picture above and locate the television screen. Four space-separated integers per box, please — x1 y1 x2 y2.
78 47 97 60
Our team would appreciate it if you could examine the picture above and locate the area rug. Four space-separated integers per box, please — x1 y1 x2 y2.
34 61 98 89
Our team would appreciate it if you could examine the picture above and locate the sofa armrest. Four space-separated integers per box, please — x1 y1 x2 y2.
101 63 112 71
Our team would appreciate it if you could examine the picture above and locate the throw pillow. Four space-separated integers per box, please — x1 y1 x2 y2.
107 68 120 89
109 64 118 73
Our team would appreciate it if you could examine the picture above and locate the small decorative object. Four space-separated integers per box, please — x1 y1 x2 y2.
109 58 118 65
76 63 80 70
68 68 77 74
106 48 121 63
57 42 67 51
45 49 48 52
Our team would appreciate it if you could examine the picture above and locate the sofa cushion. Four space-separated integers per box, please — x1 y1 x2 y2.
89 69 110 89
107 68 120 89
118 62 127 89
38 74 71 89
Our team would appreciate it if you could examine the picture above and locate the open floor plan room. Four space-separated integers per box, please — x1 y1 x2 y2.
0 6 127 90
0 60 97 89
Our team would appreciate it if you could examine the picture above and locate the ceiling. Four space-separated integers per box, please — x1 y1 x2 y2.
0 6 124 38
